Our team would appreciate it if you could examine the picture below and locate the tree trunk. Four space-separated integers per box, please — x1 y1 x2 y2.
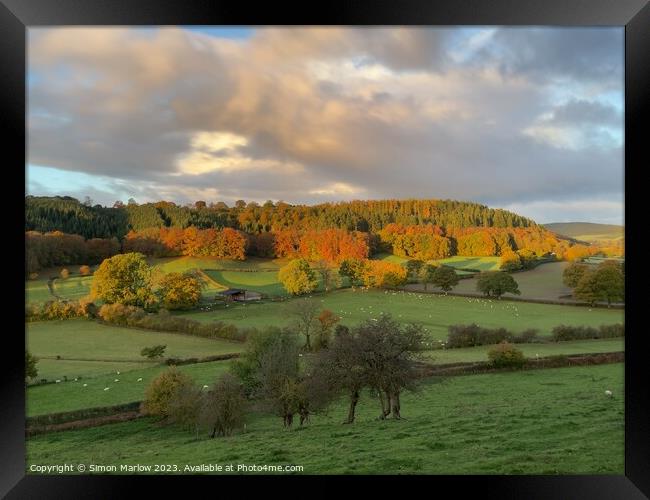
378 390 387 419
210 426 217 438
345 390 359 424
391 391 401 419
305 334 311 351
284 412 294 428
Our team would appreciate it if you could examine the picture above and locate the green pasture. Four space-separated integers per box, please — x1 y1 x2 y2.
151 256 287 273
26 319 243 380
179 288 623 340
203 270 286 296
27 363 624 474
430 255 501 271
27 359 233 417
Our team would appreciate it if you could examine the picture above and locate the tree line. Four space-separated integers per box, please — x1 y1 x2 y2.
26 196 537 239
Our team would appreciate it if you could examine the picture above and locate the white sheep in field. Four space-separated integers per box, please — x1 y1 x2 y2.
605 390 613 398
137 377 143 382
104 387 110 391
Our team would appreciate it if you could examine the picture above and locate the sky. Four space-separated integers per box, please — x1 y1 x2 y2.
26 26 624 225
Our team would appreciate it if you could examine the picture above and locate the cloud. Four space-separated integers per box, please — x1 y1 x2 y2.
27 27 623 223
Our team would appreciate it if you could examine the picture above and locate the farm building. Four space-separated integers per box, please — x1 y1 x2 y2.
218 289 262 302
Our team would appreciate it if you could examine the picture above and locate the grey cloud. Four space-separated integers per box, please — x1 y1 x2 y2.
472 27 623 87
27 27 623 224
546 99 622 127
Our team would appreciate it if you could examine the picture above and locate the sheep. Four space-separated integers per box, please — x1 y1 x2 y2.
137 377 143 382
605 390 613 398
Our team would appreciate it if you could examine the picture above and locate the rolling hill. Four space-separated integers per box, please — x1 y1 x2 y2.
544 222 623 242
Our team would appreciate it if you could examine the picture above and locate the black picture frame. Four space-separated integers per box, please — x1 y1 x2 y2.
3 0 648 497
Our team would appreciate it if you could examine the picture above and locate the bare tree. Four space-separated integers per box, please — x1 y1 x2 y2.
287 298 321 351
354 316 426 420
200 373 247 438
311 331 367 424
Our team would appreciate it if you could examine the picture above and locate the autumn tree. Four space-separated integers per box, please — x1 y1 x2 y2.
476 272 521 298
563 262 589 288
338 258 365 286
90 252 157 308
317 309 340 349
79 265 92 276
431 266 459 292
142 367 195 418
499 250 522 272
287 298 321 351
406 259 425 281
156 272 202 310
318 261 341 292
278 258 318 295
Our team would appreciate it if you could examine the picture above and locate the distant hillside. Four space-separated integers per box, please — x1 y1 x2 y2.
544 222 623 242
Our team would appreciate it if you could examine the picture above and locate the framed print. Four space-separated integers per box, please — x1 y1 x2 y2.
2 0 649 497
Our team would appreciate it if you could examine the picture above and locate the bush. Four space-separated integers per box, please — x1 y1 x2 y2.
97 303 249 342
488 342 526 368
26 299 94 322
79 265 92 276
551 325 599 341
598 323 624 339
141 367 195 418
141 345 167 359
447 324 510 348
28 272 39 280
511 329 539 343
200 373 247 438
60 268 70 279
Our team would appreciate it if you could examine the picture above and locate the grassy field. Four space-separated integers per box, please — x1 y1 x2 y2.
26 279 53 304
27 319 243 380
447 261 572 300
203 270 286 296
27 359 233 416
26 363 624 474
429 255 501 272
423 338 623 363
151 256 287 273
544 222 623 242
373 253 499 274
180 288 623 340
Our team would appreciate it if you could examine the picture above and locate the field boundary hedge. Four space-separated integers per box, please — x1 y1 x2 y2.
415 351 624 378
27 351 624 435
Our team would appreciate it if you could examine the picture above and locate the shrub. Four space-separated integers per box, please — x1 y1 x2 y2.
599 323 624 339
447 324 510 348
511 329 539 343
28 272 39 280
167 383 204 434
551 325 599 341
60 268 70 279
140 345 167 360
26 299 94 322
141 367 195 418
96 303 249 342
79 265 92 276
200 373 247 438
488 342 526 369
